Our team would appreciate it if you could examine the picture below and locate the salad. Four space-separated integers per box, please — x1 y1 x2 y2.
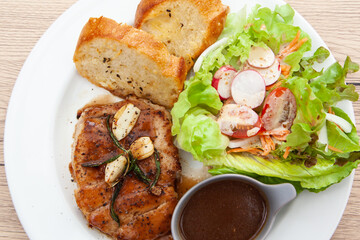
171 4 360 193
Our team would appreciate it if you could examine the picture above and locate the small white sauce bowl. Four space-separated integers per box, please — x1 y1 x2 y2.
171 174 297 240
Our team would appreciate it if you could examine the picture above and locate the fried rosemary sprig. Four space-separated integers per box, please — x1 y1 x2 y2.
110 178 124 225
149 149 161 191
81 153 125 167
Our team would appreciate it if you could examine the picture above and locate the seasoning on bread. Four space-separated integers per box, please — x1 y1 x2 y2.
73 17 187 109
134 0 229 71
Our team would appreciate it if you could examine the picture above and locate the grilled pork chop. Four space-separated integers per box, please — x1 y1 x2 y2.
70 96 180 239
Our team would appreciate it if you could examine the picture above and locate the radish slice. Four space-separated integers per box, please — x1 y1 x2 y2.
228 135 262 149
193 37 229 73
247 45 275 69
326 113 352 133
231 70 266 109
243 59 281 86
212 66 237 100
217 104 262 138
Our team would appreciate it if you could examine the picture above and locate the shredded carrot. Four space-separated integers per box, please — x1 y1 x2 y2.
259 129 290 136
290 38 308 53
280 65 291 77
281 64 291 72
283 147 291 159
260 135 271 156
278 30 308 60
266 80 283 91
328 145 344 153
285 38 308 55
286 31 301 52
248 149 264 155
328 107 335 115
258 129 290 143
227 148 263 154
272 134 288 141
336 124 344 132
264 135 275 150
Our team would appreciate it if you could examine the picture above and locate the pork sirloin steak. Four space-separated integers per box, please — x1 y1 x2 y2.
69 96 180 239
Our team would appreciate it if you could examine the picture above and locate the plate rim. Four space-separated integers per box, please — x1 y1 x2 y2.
4 0 355 239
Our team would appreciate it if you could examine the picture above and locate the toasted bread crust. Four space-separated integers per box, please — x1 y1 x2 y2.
134 0 166 28
134 0 229 71
74 17 186 108
194 2 229 61
134 0 227 29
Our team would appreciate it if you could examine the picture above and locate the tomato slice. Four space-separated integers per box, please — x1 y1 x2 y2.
261 87 297 131
217 104 262 138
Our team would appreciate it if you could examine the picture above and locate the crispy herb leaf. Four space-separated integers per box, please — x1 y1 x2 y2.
126 155 136 174
133 164 151 184
81 153 124 167
149 149 161 190
110 179 124 225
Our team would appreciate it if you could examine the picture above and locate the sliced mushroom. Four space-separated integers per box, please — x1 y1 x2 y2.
130 137 155 160
112 103 141 141
105 155 128 186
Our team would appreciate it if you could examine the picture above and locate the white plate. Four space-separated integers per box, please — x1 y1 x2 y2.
4 0 355 239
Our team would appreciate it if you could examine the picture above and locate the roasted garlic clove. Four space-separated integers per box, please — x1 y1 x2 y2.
130 137 154 160
112 103 141 141
105 155 128 186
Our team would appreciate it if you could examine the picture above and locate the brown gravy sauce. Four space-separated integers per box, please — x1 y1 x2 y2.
179 180 268 240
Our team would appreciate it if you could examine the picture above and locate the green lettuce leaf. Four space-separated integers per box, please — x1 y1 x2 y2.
219 7 247 38
295 46 330 79
331 106 359 144
284 77 326 129
207 153 360 192
327 121 360 153
310 57 359 105
281 76 326 150
171 78 222 135
209 166 304 193
283 123 313 149
326 106 360 154
177 108 229 160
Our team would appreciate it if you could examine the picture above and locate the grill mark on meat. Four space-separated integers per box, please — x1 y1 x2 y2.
75 183 113 215
117 199 177 239
88 195 177 240
71 96 180 239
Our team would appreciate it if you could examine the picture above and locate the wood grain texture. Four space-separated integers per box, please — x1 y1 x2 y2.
0 0 359 239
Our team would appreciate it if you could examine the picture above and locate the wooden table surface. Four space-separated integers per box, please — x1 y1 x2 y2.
0 0 359 239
